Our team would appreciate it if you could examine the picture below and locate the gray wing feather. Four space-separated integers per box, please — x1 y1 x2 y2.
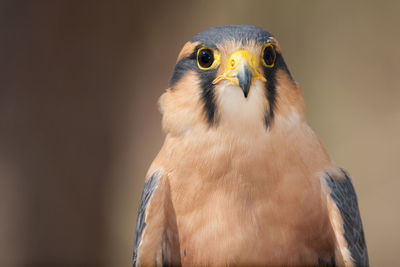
325 169 369 267
133 172 159 266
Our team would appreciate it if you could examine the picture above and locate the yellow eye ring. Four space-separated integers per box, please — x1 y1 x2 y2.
261 43 276 68
197 47 221 70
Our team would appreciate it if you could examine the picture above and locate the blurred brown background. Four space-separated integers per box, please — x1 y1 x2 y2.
0 0 399 266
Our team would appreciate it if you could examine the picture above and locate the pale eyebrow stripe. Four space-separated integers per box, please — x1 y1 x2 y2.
176 41 200 62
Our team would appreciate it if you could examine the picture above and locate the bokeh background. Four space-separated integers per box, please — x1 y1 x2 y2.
1 1 399 266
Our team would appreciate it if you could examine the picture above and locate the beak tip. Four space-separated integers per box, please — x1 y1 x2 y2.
243 88 250 98
238 66 253 98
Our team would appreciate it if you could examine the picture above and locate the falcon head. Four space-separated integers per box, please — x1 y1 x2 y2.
160 25 304 135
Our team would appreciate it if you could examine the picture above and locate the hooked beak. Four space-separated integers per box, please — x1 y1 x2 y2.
213 50 266 98
237 64 253 98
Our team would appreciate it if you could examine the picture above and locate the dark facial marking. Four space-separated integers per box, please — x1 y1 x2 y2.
169 45 218 124
199 68 218 124
262 50 292 129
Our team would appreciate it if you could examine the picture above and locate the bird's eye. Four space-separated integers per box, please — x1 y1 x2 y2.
262 43 276 68
197 47 220 70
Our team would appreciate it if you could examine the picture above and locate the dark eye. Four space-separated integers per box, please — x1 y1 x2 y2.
197 48 215 69
262 44 276 68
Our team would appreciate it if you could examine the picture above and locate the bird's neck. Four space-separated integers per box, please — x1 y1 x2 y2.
153 70 330 180
160 70 305 138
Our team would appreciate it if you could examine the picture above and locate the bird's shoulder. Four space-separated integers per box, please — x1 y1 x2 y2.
322 167 369 267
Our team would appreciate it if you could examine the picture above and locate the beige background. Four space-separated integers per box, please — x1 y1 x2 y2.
0 1 399 266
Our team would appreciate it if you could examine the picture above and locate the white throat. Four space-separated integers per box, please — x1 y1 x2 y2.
215 80 267 135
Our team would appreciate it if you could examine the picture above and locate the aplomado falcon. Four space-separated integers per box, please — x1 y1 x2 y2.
133 25 368 267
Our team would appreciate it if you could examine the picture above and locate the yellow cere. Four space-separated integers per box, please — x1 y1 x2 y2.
213 49 266 85
226 50 256 71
